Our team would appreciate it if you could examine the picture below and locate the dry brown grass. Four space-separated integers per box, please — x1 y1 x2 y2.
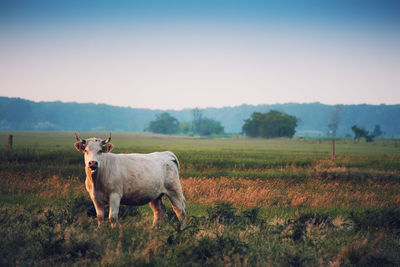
2 170 399 209
0 172 84 198
181 177 400 208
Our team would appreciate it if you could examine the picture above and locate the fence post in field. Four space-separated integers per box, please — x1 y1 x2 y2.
331 139 335 160
8 135 13 152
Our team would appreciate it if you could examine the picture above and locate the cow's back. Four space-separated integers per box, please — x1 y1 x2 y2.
144 151 180 186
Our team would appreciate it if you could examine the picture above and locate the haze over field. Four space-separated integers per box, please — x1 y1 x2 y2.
2 97 400 137
1 0 399 110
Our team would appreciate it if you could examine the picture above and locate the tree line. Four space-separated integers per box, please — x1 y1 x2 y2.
147 109 299 138
1 97 398 137
148 109 385 143
146 109 225 136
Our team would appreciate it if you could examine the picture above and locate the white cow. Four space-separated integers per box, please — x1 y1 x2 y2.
74 133 186 228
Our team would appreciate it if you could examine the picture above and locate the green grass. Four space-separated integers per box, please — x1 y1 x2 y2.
0 131 400 266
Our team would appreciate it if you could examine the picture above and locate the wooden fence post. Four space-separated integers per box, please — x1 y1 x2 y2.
331 139 335 160
8 135 13 152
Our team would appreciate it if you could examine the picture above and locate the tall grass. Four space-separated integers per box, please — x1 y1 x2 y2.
182 176 400 209
1 198 399 266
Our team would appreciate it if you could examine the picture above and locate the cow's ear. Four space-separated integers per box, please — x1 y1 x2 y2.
74 141 86 153
102 143 114 153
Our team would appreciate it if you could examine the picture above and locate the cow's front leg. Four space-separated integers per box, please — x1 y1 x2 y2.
95 205 105 228
109 193 121 228
90 196 105 228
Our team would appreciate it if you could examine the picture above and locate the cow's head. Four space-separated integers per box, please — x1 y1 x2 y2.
74 133 114 173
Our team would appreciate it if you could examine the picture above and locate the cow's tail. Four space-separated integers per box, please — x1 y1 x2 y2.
170 152 180 173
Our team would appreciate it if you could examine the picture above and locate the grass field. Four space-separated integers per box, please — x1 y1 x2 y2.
1 131 400 266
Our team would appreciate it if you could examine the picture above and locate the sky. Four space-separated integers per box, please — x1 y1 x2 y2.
0 0 399 110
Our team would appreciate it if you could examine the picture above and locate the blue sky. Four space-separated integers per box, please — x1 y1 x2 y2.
1 0 399 109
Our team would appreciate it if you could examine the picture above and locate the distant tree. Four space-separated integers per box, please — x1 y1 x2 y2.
373 124 384 138
365 133 374 142
351 125 367 143
351 125 374 143
190 108 224 136
197 118 224 136
192 108 203 134
242 110 298 138
179 122 190 134
146 113 180 134
241 113 260 137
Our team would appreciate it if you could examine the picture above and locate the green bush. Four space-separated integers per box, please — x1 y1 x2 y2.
350 208 400 231
207 202 237 224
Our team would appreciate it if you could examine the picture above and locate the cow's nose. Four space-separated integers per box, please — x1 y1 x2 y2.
88 161 98 170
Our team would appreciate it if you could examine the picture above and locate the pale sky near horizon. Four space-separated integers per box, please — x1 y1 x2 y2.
1 0 399 110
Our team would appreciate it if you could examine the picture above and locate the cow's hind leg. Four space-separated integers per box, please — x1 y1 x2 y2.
165 189 186 228
149 195 166 228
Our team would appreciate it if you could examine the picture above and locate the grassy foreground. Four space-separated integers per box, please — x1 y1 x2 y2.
1 132 400 266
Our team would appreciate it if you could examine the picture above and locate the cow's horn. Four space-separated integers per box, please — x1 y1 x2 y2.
104 133 111 144
74 133 81 142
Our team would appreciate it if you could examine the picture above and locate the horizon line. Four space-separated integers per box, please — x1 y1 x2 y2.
1 96 398 111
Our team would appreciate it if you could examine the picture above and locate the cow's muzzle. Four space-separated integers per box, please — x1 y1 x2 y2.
88 161 98 172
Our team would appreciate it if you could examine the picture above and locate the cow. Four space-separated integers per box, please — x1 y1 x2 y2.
73 133 186 228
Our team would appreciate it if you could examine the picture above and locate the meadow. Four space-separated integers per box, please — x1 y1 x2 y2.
1 131 400 266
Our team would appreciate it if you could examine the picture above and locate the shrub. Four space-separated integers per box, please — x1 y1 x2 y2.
173 234 249 265
282 213 332 242
350 208 400 231
207 202 237 224
240 207 261 225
